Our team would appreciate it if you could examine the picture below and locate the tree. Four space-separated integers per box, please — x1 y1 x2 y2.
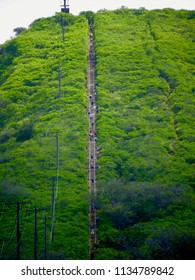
13 27 27 36
79 11 95 23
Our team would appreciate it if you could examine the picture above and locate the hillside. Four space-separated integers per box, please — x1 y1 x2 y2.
0 8 195 260
0 13 89 259
94 8 195 260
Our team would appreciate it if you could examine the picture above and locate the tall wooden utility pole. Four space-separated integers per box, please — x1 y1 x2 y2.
58 67 61 96
28 207 45 260
34 208 38 260
51 178 55 242
61 0 70 13
44 216 47 260
56 132 59 174
50 132 59 242
61 19 65 41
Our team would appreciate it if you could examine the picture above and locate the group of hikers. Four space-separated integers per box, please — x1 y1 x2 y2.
88 23 98 259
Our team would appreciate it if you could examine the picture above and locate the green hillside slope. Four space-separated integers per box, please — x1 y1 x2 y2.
0 8 194 261
94 8 195 259
0 13 89 259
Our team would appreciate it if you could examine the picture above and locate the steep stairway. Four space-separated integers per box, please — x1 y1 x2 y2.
87 22 98 260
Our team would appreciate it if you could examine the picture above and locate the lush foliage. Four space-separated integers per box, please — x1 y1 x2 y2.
94 8 195 259
0 8 194 260
0 13 89 259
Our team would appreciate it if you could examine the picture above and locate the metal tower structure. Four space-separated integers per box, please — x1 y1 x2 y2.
61 0 70 13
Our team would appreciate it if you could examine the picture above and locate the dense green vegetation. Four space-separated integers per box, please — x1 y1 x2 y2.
94 8 195 259
0 8 194 260
0 13 89 259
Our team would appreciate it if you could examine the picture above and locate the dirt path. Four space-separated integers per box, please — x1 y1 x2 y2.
87 22 98 260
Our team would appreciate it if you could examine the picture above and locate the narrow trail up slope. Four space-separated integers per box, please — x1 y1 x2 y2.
87 22 98 260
